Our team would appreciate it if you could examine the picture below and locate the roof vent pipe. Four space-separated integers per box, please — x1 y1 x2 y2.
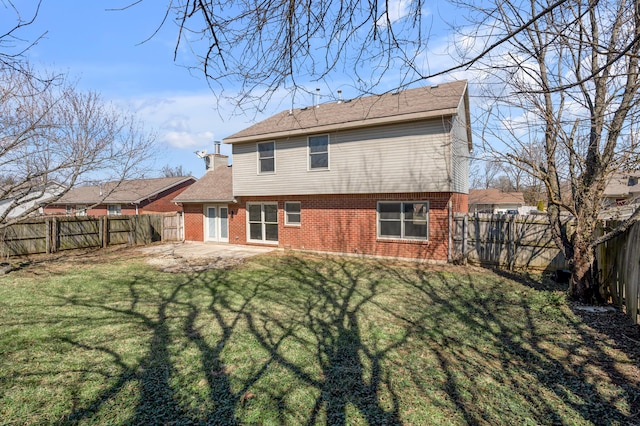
315 88 320 108
337 90 342 104
214 140 221 155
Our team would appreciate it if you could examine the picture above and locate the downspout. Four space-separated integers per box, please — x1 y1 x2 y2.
135 204 139 215
448 198 453 263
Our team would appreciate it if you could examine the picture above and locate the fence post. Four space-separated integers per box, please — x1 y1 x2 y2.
462 215 468 264
103 216 109 248
52 217 58 253
45 217 51 254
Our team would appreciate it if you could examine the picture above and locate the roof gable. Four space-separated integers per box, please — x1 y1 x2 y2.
224 80 469 144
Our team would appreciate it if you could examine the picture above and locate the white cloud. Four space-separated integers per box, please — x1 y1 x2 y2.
120 92 233 150
377 0 411 27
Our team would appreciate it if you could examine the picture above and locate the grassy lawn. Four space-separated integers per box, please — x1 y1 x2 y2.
0 249 638 425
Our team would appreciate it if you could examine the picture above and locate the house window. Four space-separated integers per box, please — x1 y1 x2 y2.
377 201 429 240
65 205 73 216
308 135 329 170
257 141 275 174
284 202 301 226
247 203 278 243
76 205 87 216
107 204 121 216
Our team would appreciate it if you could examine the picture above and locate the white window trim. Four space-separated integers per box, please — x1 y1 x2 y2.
107 204 122 216
377 201 430 241
307 134 330 171
76 205 87 217
246 202 279 244
257 141 276 175
284 201 301 226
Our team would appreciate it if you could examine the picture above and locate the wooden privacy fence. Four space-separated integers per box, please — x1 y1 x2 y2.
0 213 182 257
596 220 640 325
453 213 570 271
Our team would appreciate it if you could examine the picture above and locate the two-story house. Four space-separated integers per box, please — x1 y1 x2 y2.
176 80 471 261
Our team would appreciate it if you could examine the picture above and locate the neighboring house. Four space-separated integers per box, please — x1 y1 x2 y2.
0 181 65 221
468 188 525 214
177 80 472 262
602 172 640 207
44 176 196 216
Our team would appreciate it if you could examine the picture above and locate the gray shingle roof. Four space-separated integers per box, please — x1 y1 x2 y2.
55 176 195 204
172 166 233 203
224 80 469 144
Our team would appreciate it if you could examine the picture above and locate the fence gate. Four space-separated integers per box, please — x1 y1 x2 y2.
162 213 183 241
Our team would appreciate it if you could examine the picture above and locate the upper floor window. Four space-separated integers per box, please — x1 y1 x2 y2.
76 205 87 217
377 201 429 240
257 141 275 174
308 135 329 170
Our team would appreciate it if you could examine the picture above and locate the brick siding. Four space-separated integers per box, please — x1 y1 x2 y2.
183 203 204 241
225 192 468 261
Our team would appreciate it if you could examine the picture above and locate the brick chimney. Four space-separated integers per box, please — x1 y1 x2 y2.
205 141 229 171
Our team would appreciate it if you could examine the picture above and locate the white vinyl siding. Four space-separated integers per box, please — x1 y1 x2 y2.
232 120 453 196
377 201 429 240
450 98 470 194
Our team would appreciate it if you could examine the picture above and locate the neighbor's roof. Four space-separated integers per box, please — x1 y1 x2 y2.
55 176 195 204
172 166 233 203
224 80 470 145
469 189 525 206
604 172 640 197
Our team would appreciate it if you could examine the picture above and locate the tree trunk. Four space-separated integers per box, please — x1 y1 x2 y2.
567 246 605 304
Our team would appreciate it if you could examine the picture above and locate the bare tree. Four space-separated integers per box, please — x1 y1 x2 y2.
469 155 503 189
0 64 156 226
462 0 640 302
161 164 192 177
137 0 579 111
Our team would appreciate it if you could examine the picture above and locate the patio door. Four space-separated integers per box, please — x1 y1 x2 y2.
205 205 228 242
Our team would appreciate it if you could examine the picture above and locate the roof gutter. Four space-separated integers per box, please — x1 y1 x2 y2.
224 108 459 144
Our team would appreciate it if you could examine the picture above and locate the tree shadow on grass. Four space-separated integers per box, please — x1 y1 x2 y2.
51 264 280 425
54 274 197 425
241 254 403 425
30 252 640 425
387 264 640 424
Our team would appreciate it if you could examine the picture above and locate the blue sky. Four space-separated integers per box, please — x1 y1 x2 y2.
8 1 263 177
5 0 469 178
